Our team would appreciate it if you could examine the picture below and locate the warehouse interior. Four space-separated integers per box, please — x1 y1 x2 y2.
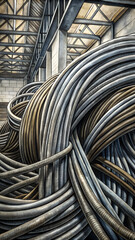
0 0 135 239
0 0 135 125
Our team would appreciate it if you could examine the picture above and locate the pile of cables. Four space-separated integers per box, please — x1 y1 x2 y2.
0 35 135 240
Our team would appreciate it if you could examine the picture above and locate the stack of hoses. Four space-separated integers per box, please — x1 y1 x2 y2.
0 35 135 240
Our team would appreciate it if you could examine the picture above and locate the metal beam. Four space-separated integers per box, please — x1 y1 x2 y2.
67 44 87 49
0 51 32 56
60 0 85 31
0 43 34 48
85 0 135 8
67 58 73 62
0 14 42 21
28 0 86 81
0 74 26 78
67 33 100 40
16 0 29 14
0 69 27 72
28 2 58 80
0 58 30 62
6 0 13 12
67 52 81 56
74 18 112 26
27 0 48 80
0 65 28 68
0 30 38 36
0 64 28 67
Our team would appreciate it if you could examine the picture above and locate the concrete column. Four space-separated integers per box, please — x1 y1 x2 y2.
51 30 67 75
46 50 52 79
39 68 46 81
34 74 37 82
58 30 67 73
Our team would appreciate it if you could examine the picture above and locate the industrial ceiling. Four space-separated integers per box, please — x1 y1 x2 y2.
0 0 44 80
0 0 135 82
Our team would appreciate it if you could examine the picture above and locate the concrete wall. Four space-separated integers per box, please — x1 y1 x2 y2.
102 8 135 43
0 78 27 127
90 8 135 50
0 79 26 103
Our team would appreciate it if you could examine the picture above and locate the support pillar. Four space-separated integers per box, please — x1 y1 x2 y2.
34 73 38 82
39 68 46 81
51 30 67 75
46 50 52 79
58 30 67 73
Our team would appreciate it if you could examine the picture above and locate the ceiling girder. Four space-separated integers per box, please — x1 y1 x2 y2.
0 69 27 72
0 58 30 62
67 44 87 49
67 51 81 56
74 18 113 26
0 30 37 36
0 14 42 21
0 43 34 48
0 51 32 56
60 0 85 31
67 33 100 40
0 64 28 67
0 74 26 78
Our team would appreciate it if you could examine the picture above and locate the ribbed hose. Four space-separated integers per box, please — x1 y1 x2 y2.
0 35 135 239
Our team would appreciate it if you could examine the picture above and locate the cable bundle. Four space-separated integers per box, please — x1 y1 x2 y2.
0 35 135 240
